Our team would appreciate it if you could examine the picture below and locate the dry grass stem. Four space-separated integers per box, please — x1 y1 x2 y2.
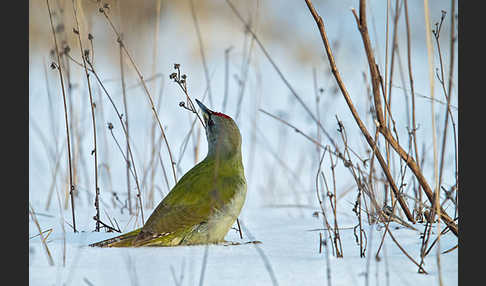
29 204 55 266
46 0 76 233
71 0 101 231
86 58 145 225
423 1 443 282
119 37 132 215
315 148 337 257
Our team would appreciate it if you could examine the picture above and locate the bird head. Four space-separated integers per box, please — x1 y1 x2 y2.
195 99 242 159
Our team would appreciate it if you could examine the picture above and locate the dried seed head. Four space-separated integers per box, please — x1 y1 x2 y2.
88 33 94 40
73 28 79 35
181 74 187 79
174 63 180 69
50 62 57 70
169 72 177 79
179 101 185 107
107 122 114 130
63 46 70 54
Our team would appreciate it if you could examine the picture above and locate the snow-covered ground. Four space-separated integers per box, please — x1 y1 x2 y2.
29 204 457 286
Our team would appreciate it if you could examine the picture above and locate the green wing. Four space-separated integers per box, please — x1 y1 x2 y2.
135 158 243 244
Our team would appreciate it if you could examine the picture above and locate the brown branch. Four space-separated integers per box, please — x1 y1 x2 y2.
303 0 415 224
351 1 385 127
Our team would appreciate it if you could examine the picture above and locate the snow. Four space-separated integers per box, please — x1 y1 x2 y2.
29 205 457 285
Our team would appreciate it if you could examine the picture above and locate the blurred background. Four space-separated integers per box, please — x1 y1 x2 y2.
29 0 458 230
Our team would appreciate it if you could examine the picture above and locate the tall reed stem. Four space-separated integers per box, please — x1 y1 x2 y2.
46 0 76 233
71 0 101 231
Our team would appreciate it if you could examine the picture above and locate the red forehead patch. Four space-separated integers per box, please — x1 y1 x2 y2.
212 112 232 120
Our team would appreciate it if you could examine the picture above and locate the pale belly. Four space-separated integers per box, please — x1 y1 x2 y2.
181 184 247 245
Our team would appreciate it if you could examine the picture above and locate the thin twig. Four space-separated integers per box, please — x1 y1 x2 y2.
315 148 335 256
447 1 458 217
170 64 205 129
118 34 132 215
71 0 101 232
434 10 458 205
424 3 443 282
86 58 145 225
328 150 343 257
46 0 76 233
29 204 54 266
388 226 428 273
403 0 423 220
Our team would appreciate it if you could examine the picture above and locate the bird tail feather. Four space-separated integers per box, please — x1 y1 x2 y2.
89 228 142 247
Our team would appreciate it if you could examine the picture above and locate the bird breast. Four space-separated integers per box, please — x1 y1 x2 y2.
203 180 247 241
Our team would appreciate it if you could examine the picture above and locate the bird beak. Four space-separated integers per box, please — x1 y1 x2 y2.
195 99 212 125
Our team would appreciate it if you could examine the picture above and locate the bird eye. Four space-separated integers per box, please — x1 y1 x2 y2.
208 118 214 127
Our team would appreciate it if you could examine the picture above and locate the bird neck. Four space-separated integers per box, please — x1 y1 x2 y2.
206 133 241 160
205 145 243 175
